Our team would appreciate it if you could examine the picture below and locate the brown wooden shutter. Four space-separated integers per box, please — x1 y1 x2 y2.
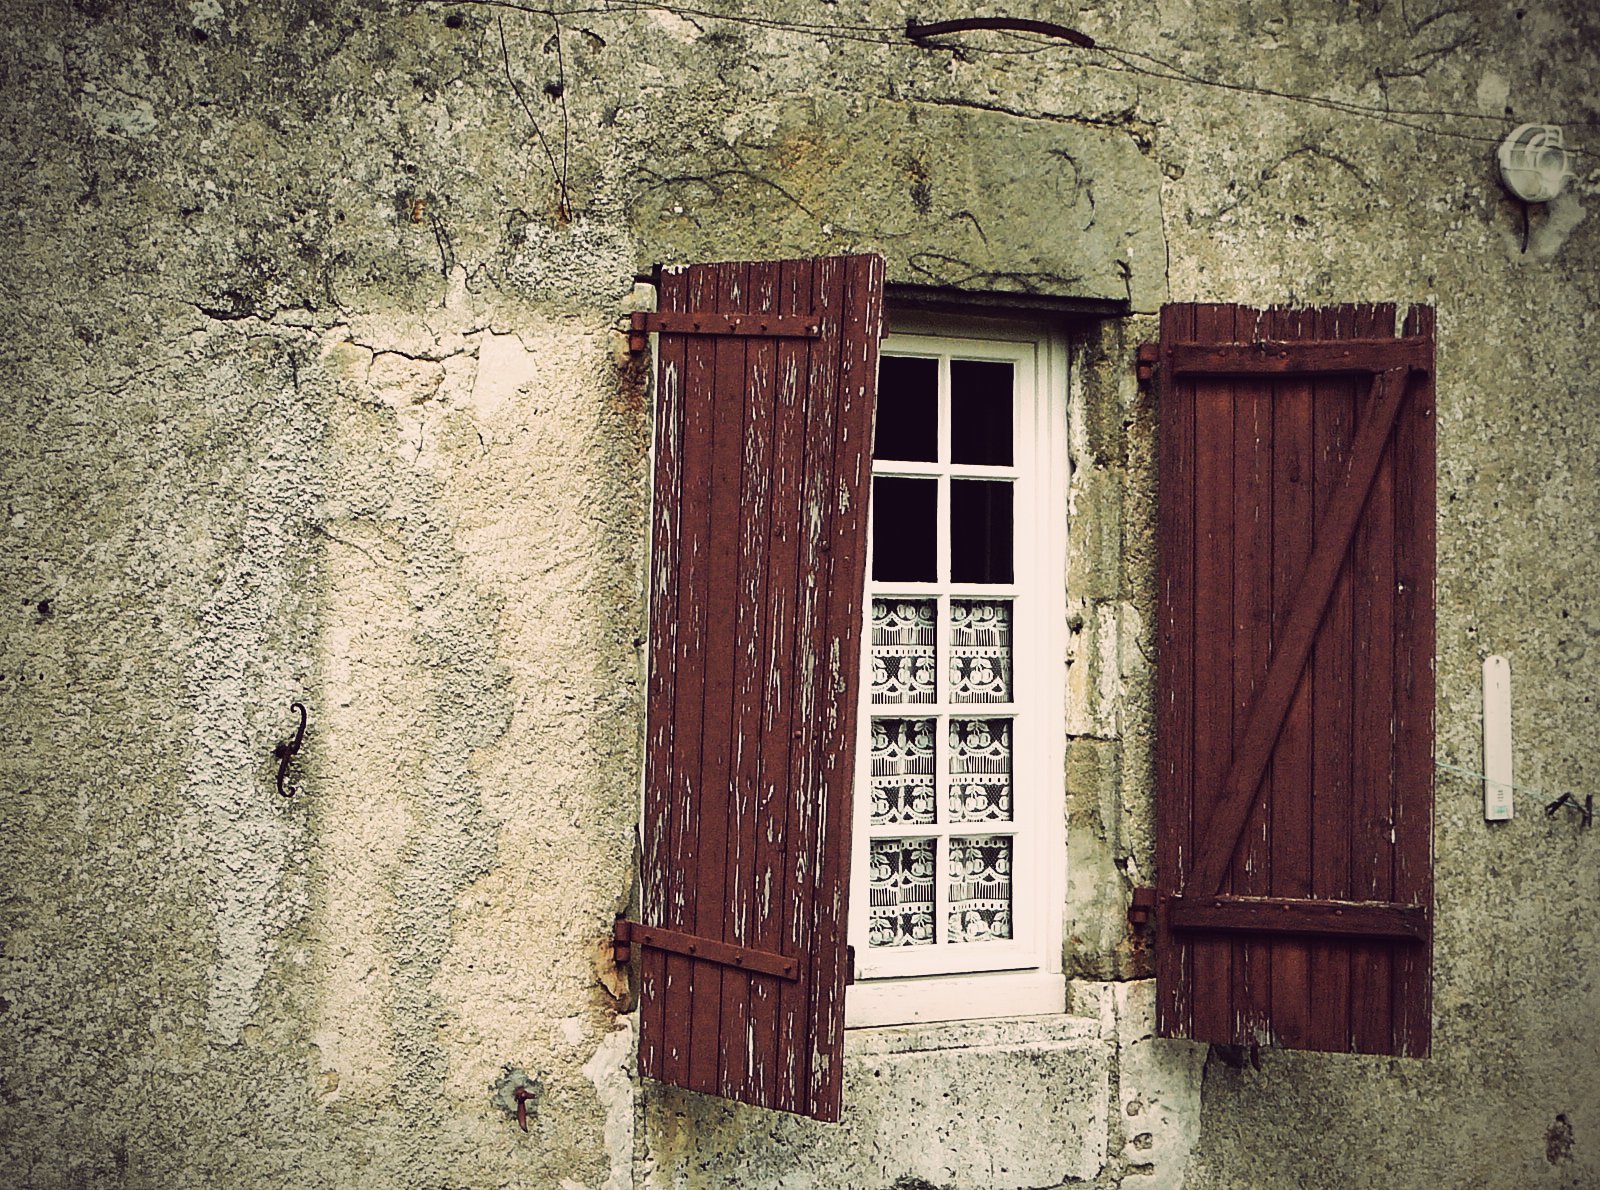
635 253 885 1120
1154 302 1435 1057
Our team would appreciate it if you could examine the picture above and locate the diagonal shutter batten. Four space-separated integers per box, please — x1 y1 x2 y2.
1187 364 1412 900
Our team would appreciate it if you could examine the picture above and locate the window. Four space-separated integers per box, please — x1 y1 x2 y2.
629 260 1436 1121
847 317 1069 1028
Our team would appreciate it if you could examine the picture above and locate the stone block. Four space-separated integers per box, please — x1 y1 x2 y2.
643 1016 1111 1188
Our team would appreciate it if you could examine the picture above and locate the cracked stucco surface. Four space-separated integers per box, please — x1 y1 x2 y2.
2 0 1597 1187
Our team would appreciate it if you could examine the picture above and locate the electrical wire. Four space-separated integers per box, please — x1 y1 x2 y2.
1437 759 1594 819
432 1 1600 160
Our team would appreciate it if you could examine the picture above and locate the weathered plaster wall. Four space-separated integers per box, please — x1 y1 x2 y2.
2 0 1596 1187
1148 6 1600 1188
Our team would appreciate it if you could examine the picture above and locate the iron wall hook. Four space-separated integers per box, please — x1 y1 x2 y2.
274 702 307 798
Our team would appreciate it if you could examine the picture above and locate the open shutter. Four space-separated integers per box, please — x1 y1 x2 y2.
634 254 885 1120
1154 303 1435 1056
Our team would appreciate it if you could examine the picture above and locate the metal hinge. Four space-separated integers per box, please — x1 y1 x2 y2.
612 917 799 981
1136 342 1159 386
1128 886 1157 928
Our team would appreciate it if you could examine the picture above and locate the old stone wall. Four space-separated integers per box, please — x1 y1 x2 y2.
1 1 1595 1187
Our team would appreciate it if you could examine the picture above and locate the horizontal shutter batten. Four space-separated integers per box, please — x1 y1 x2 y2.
1165 895 1427 940
635 310 823 338
1168 337 1431 376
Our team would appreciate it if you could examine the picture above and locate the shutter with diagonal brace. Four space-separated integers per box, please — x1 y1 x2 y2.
632 253 885 1120
1154 302 1435 1056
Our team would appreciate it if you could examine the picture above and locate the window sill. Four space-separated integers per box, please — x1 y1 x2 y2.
844 1009 1101 1055
847 969 1066 1029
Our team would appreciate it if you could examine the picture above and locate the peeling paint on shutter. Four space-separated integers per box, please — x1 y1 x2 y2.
1154 302 1435 1057
638 254 885 1120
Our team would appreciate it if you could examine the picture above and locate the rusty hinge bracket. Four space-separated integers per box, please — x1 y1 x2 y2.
612 915 633 966
613 918 800 981
1128 886 1157 929
513 1085 538 1131
628 310 823 353
845 944 856 987
1135 342 1158 387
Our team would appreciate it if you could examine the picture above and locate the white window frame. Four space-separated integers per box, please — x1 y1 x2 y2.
846 315 1069 1029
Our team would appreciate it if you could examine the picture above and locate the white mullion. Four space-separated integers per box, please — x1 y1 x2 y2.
937 353 953 469
1005 341 1028 958
934 700 1019 717
947 585 1020 600
1009 688 1028 953
947 464 1021 481
934 350 952 949
1012 338 1041 962
933 589 949 949
933 825 950 948
872 460 943 478
851 474 877 967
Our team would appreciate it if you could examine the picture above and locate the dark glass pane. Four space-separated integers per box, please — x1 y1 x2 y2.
873 477 937 582
950 480 1013 583
875 356 938 462
950 360 1014 466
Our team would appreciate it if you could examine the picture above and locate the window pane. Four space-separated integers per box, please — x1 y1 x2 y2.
869 718 936 825
949 719 1012 822
870 598 936 704
875 356 938 462
950 599 1012 703
950 359 1013 465
873 476 937 582
948 835 1013 942
950 480 1013 584
869 838 936 947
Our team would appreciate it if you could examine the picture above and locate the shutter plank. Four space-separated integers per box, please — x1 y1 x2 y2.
686 260 745 1096
748 257 815 1108
806 253 884 1118
784 256 848 1113
1306 305 1355 1051
1267 305 1316 1049
662 263 720 1089
772 258 821 1112
1168 895 1426 938
1392 304 1436 1058
720 258 780 1103
734 259 812 1108
1190 302 1239 1042
1169 337 1429 375
1350 305 1398 1055
1231 304 1273 1047
640 266 689 1083
1155 303 1196 1040
773 258 836 1111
